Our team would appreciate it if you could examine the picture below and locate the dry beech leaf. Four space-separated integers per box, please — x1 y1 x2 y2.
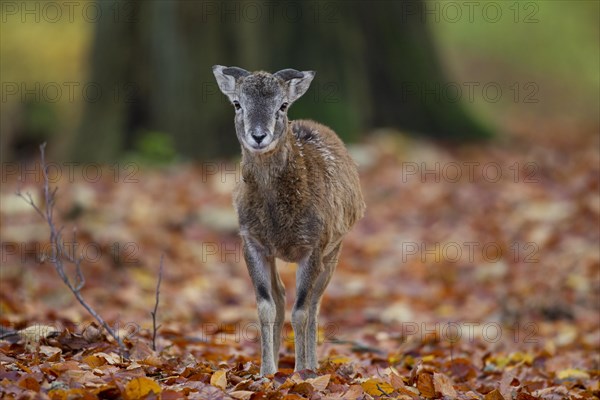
95 352 122 365
82 354 106 368
326 355 351 364
433 372 457 398
289 381 314 396
39 345 62 361
18 325 60 343
306 374 330 391
484 389 505 400
556 368 590 381
18 375 41 391
124 377 162 399
416 373 436 398
282 394 305 400
210 369 228 390
82 325 102 342
361 378 394 396
342 384 365 400
229 390 254 400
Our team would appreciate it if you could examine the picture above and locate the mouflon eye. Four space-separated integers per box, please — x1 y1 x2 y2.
279 102 288 112
233 101 241 111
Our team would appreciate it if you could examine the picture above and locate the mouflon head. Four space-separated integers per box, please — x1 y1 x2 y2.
213 65 315 154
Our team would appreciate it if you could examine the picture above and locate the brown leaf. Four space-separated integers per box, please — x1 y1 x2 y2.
342 385 364 400
433 372 457 398
39 345 62 361
515 393 538 400
417 372 436 398
83 354 107 368
230 390 254 400
484 389 506 400
289 381 314 396
82 325 102 342
306 374 330 391
18 375 41 391
390 372 407 389
447 358 477 382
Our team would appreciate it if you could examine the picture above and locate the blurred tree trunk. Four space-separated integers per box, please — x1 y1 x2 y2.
73 0 490 162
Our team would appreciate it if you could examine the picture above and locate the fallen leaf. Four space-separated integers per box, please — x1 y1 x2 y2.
229 390 254 399
124 377 162 399
484 389 505 400
39 345 62 361
18 375 41 391
556 368 590 381
18 324 60 343
83 354 107 368
361 378 394 396
306 374 330 391
210 369 228 390
342 384 364 400
433 372 457 398
417 372 436 398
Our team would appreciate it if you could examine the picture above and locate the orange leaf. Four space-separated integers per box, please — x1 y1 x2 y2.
416 373 436 398
485 389 506 400
19 375 40 391
82 355 106 368
361 378 394 396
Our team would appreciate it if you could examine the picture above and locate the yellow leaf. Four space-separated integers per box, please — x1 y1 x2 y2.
556 368 590 380
210 369 228 390
421 355 435 363
508 352 533 365
124 377 162 399
361 378 394 396
326 355 351 364
388 353 402 365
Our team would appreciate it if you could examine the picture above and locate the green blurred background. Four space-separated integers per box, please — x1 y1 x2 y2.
1 0 598 163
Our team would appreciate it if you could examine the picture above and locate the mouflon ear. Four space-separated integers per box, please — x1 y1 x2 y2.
274 69 316 103
212 65 250 100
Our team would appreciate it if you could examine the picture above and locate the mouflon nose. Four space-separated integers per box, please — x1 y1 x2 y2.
251 131 267 144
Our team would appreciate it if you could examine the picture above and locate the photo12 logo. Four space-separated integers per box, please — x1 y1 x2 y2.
1 82 140 104
1 1 139 24
1 241 140 266
398 1 540 24
2 162 139 184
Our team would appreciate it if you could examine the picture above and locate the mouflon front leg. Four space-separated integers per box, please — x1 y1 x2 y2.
306 243 342 370
242 237 278 376
292 248 322 371
270 260 286 370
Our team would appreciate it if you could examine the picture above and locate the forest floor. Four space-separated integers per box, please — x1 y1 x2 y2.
1 126 598 399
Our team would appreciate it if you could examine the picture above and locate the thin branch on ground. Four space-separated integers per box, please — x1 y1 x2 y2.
17 143 126 352
151 254 164 351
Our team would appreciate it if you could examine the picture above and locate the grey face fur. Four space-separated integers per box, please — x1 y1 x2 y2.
213 66 315 154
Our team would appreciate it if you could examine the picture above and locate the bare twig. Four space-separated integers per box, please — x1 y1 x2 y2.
151 254 164 351
17 143 126 352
